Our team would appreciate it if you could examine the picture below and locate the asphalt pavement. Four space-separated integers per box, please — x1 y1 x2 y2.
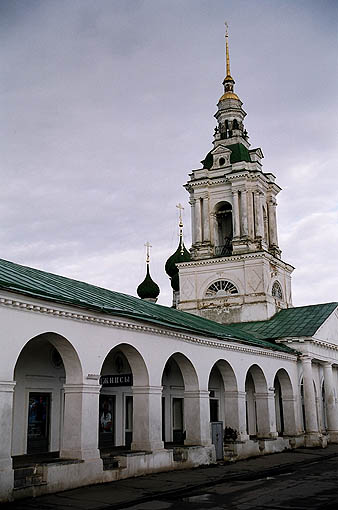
3 445 338 510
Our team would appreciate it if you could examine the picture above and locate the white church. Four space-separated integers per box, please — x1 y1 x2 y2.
1 30 338 503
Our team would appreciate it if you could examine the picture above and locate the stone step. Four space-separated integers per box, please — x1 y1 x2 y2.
14 465 45 489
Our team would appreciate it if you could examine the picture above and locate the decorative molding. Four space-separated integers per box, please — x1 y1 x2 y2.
0 294 296 361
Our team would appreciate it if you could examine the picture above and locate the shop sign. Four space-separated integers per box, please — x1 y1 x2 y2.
100 374 133 387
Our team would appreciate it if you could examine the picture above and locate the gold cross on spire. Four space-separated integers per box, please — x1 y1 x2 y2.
176 203 185 255
144 241 152 264
176 203 184 228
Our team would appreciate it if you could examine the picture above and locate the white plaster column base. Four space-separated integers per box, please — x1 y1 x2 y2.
61 383 101 461
304 432 322 448
131 386 164 452
328 431 338 443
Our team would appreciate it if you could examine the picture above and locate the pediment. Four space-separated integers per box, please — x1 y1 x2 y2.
211 145 232 156
314 306 338 344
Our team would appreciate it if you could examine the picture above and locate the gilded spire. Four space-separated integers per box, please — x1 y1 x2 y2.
145 241 152 265
224 22 234 82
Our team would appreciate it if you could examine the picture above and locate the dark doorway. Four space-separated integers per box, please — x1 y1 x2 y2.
99 395 115 448
27 393 50 454
172 397 184 444
125 396 133 448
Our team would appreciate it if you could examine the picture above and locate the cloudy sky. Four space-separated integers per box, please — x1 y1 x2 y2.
1 0 337 307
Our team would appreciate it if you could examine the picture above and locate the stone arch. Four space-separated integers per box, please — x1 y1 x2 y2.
245 365 273 437
12 332 83 457
161 353 209 447
208 360 240 434
213 201 233 254
100 343 149 387
273 368 297 436
99 344 150 451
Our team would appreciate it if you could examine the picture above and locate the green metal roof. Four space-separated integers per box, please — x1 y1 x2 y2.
229 303 338 340
226 143 251 164
201 143 251 170
0 258 294 354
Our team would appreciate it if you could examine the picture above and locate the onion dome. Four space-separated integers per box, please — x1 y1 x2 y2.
165 241 191 290
137 241 160 302
137 264 160 300
165 204 191 291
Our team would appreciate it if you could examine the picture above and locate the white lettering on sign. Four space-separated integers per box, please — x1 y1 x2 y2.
99 374 133 387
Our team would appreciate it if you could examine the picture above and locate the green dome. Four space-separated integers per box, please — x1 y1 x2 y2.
165 241 191 284
137 265 160 300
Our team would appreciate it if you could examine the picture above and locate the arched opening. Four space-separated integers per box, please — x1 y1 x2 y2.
161 353 200 446
12 333 82 457
214 201 233 256
245 365 269 438
274 369 296 436
99 344 149 452
208 360 238 427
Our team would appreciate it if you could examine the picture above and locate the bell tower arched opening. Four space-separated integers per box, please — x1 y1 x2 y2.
214 201 233 256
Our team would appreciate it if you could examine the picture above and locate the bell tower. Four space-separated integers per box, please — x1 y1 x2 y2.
177 25 294 324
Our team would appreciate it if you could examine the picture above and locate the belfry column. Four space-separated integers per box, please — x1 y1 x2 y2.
190 199 196 245
202 193 210 242
194 199 202 243
268 198 278 248
254 191 264 239
301 356 320 446
232 190 240 239
323 362 338 442
240 190 248 237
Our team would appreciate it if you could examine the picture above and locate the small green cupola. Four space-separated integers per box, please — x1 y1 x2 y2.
137 242 160 303
165 204 191 306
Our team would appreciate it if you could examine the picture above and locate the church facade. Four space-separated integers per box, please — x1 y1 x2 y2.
1 31 338 504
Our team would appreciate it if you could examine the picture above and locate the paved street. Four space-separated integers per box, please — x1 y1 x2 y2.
3 446 338 510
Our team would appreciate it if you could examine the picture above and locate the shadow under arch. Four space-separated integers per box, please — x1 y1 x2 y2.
208 359 239 445
14 331 83 384
161 352 208 446
12 332 83 457
274 368 297 436
245 364 270 437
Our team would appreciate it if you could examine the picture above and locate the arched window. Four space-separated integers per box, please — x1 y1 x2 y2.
205 280 238 297
214 201 233 256
272 281 283 300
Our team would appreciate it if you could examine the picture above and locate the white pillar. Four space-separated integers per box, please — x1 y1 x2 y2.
247 191 254 239
268 198 278 247
202 194 210 242
281 396 298 436
61 383 101 461
254 191 264 239
184 390 211 446
190 199 196 245
255 391 278 438
240 190 248 237
224 390 249 441
195 198 202 243
232 190 240 239
131 386 164 451
0 381 15 501
323 362 338 441
301 356 320 445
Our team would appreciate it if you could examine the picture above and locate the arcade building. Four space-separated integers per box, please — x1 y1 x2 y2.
0 30 338 503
